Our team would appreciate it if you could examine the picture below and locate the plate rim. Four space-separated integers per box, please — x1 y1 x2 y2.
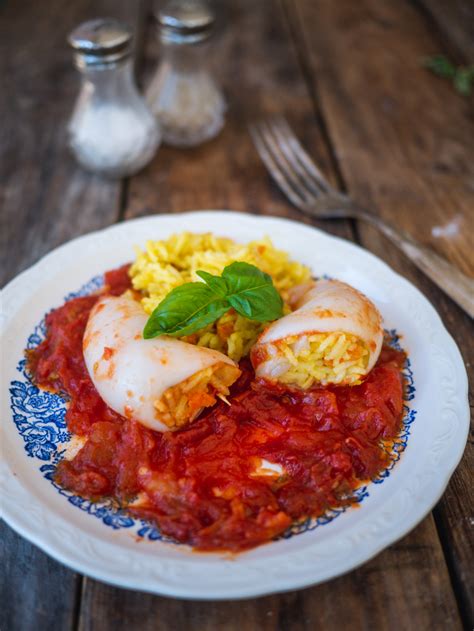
1 210 469 600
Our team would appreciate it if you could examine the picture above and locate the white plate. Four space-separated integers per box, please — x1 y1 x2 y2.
1 211 469 600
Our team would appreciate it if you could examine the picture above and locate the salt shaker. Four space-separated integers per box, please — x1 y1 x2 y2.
146 0 225 147
68 18 160 177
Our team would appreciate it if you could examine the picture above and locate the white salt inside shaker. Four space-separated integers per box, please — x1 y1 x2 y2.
68 18 161 178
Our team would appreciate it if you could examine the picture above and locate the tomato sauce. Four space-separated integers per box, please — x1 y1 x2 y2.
29 266 406 552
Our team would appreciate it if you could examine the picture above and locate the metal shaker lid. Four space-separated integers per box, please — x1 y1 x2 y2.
158 0 215 45
68 18 133 68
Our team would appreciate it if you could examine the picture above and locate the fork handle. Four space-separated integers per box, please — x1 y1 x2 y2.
358 210 474 318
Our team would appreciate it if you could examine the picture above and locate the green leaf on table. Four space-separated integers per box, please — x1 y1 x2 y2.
423 54 474 97
423 54 456 78
453 67 474 96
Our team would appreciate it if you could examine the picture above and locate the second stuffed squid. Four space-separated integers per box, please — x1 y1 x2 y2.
251 279 383 388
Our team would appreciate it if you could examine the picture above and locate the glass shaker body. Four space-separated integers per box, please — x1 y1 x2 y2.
147 40 225 147
69 59 160 178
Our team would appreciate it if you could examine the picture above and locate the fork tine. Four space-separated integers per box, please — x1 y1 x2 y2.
249 124 307 210
255 120 318 205
271 116 332 194
263 117 325 199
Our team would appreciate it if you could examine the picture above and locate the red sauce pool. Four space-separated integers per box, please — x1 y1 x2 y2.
29 266 406 552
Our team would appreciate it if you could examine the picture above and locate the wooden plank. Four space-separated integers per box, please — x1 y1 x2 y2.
0 0 139 288
0 523 81 631
291 0 474 278
78 1 463 629
290 0 474 625
416 0 474 61
77 518 462 631
0 1 142 629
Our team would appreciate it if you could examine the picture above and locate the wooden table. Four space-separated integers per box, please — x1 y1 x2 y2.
1 1 473 629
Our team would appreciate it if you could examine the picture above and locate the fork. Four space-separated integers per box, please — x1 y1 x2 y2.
250 116 474 319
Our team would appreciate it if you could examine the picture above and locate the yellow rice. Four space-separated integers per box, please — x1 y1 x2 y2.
276 332 369 387
129 232 311 361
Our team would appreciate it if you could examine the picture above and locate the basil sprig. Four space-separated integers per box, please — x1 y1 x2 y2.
143 262 283 339
423 55 474 97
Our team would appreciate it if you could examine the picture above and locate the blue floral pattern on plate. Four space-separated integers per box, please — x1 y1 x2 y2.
9 275 416 543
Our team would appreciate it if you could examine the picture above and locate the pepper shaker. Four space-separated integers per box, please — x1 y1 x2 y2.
146 0 225 147
68 18 161 177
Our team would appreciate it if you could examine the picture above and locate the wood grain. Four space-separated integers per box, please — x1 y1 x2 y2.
0 524 80 631
291 0 474 279
291 0 474 625
78 518 462 631
0 0 140 288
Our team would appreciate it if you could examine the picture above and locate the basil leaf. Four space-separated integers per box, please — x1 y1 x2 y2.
424 54 456 78
424 55 474 97
454 67 474 96
143 261 284 338
222 262 283 322
143 283 229 339
196 270 228 297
